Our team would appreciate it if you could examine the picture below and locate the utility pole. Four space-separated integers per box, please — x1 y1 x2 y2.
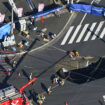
11 3 14 34
70 0 73 13
71 0 73 4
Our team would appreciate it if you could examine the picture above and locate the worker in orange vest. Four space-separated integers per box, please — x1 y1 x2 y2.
69 51 75 58
65 102 68 105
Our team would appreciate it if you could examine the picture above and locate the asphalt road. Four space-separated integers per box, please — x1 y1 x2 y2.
1 0 105 105
53 0 105 56
7 45 105 105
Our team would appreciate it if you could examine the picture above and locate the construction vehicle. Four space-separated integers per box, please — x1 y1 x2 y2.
0 77 37 105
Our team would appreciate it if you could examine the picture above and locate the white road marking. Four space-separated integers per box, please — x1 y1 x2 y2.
68 25 82 44
79 0 94 25
99 27 105 39
76 24 89 43
51 46 67 52
84 22 97 41
80 13 87 25
61 26 74 45
24 66 33 68
91 21 104 40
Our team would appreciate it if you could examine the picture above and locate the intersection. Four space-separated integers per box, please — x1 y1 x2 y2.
0 0 105 105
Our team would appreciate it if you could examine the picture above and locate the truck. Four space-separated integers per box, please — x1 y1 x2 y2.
0 77 37 105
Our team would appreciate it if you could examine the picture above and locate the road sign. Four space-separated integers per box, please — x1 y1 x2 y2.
0 14 5 23
38 3 45 12
17 8 23 17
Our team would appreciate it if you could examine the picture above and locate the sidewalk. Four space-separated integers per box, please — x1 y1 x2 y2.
0 0 71 57
0 9 70 56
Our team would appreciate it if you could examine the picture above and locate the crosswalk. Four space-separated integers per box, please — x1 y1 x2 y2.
61 21 105 45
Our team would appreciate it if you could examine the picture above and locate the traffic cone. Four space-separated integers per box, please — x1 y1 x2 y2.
41 16 44 23
65 102 68 105
18 73 21 77
8 72 11 76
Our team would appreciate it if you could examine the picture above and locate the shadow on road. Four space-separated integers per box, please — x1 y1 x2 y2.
98 99 104 105
1 37 39 88
41 82 47 93
87 28 105 43
22 69 29 80
56 57 105 84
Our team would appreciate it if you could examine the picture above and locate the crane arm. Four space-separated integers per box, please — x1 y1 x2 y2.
19 77 37 94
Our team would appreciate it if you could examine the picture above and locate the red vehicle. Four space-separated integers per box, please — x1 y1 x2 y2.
0 77 37 105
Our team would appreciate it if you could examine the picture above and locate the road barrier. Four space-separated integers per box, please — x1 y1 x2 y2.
69 3 105 16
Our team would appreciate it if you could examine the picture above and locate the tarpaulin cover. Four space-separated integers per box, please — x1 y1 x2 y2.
70 4 92 14
0 24 11 39
70 3 105 16
32 6 63 17
91 6 105 16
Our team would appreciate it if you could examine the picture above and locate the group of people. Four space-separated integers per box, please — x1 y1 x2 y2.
47 76 65 95
28 16 57 42
69 50 80 58
38 31 57 42
37 75 65 105
53 75 65 86
37 94 46 105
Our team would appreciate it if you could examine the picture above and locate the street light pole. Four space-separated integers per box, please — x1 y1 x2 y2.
11 3 14 34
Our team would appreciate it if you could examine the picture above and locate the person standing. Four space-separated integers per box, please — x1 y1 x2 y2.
36 94 41 99
41 94 46 102
37 99 43 105
29 72 33 80
47 86 52 95
30 16 35 26
12 60 17 68
75 51 80 57
60 79 65 86
69 51 74 58
53 76 59 84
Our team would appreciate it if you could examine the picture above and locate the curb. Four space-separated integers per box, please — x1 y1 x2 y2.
1 8 69 57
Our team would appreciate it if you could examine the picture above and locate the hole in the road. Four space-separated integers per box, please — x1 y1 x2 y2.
56 68 69 79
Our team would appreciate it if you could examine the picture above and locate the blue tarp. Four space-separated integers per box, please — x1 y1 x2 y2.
1 3 105 41
70 4 105 16
70 4 92 14
91 6 104 16
32 6 63 18
0 24 11 39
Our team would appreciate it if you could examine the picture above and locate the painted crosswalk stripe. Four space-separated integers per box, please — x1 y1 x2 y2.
84 22 97 41
68 25 82 44
61 26 74 45
91 21 104 40
76 24 89 43
99 27 105 39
